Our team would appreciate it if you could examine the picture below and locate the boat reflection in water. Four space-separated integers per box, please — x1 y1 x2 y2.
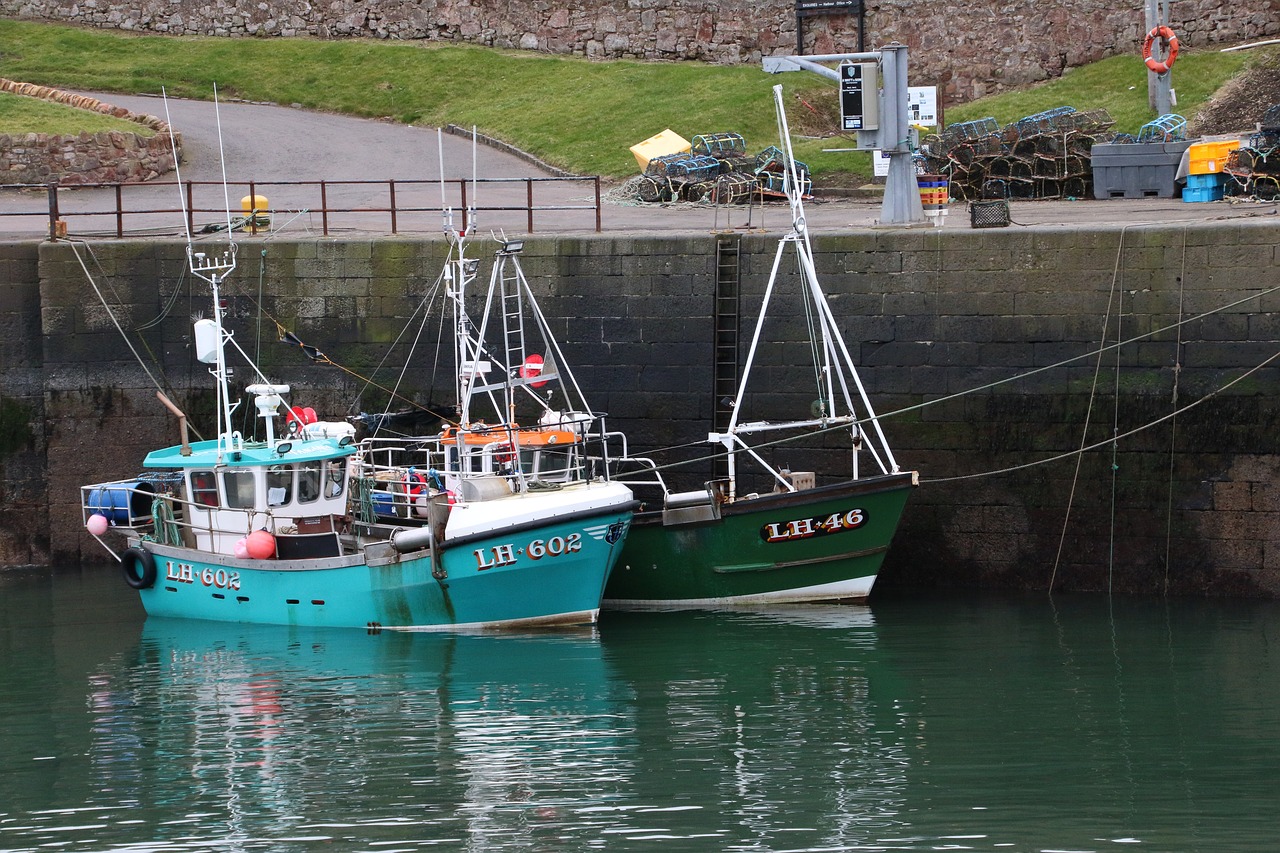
88 618 626 850
14 571 1280 852
597 606 910 846
68 605 908 851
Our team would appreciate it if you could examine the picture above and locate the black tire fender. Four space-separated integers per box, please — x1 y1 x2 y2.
122 547 157 590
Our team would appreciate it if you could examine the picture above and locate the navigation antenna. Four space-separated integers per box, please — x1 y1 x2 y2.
467 125 478 237
437 129 451 237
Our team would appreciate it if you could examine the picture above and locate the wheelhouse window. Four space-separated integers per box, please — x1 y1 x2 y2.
223 470 256 509
325 458 347 498
190 471 219 507
267 465 293 507
532 447 578 482
298 462 322 504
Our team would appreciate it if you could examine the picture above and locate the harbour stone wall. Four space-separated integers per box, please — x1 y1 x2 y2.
0 1 1276 104
5 222 1280 598
0 79 179 185
0 241 43 566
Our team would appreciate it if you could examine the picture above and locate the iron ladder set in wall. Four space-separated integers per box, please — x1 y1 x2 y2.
713 236 741 479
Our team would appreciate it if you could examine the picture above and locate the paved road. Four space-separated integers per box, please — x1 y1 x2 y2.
1 92 1275 240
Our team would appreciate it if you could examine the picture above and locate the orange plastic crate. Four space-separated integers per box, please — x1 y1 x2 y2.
1188 139 1241 175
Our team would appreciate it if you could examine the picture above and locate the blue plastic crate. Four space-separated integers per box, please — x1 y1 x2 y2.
1185 173 1225 190
1182 185 1224 203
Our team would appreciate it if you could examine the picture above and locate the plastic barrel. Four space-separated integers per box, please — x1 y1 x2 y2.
87 481 156 525
371 490 395 518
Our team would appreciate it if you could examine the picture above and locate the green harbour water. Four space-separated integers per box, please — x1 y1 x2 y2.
2 565 1278 852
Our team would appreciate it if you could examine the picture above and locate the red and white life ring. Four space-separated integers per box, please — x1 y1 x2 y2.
1142 25 1179 75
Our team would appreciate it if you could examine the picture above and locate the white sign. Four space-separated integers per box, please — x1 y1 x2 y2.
873 150 892 177
874 85 939 177
908 86 938 126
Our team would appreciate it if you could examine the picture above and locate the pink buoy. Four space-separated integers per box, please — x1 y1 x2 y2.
86 514 109 536
246 529 276 559
233 538 250 559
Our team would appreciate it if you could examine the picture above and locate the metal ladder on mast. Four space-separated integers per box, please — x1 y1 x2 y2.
496 253 528 383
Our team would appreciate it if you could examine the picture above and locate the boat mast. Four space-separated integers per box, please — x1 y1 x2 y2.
192 250 240 461
440 129 483 432
165 86 241 463
710 85 904 497
771 83 903 476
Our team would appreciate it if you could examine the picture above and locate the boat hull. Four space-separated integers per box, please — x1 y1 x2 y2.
603 473 915 608
132 506 633 631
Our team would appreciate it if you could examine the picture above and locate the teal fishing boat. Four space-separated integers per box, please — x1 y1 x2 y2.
80 110 635 631
604 86 917 608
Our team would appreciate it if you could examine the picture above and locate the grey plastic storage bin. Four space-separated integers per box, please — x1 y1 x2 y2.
1091 140 1192 199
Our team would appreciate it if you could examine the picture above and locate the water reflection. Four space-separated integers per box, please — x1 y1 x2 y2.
868 593 1280 852
86 619 629 852
2 575 906 852
7 569 1280 851
596 607 909 850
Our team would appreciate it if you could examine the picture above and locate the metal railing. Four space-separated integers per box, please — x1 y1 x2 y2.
1 175 603 239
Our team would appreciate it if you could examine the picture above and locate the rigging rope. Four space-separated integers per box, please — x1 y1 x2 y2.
627 275 1280 483
1108 259 1125 593
70 240 208 441
926 348 1280 482
1050 225 1128 593
1163 226 1189 595
223 284 454 425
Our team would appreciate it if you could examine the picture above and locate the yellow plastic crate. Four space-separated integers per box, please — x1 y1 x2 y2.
1187 139 1241 175
629 129 691 171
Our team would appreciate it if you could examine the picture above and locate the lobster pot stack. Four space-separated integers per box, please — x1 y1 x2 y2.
917 107 1116 202
629 131 811 205
1223 106 1280 201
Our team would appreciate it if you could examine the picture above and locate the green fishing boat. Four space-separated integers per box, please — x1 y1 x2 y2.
604 85 917 608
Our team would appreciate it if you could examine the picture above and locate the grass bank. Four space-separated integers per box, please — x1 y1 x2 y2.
0 90 153 135
0 18 1261 182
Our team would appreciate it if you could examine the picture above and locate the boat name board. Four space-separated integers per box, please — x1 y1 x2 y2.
165 560 242 591
474 532 584 570
761 509 866 543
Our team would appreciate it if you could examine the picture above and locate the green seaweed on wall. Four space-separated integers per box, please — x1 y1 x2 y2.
0 394 34 458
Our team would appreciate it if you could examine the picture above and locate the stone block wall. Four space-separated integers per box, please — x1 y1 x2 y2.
0 79 179 185
0 1 1275 105
0 241 47 566
13 222 1280 597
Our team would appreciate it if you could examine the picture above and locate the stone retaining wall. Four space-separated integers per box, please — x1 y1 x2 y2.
0 79 179 185
0 241 45 566
0 1 1276 104
6 223 1280 596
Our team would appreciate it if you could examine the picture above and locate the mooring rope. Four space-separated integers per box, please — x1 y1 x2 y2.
1109 246 1126 592
70 240 175 403
1163 225 1189 595
1049 225 1129 594
625 268 1280 486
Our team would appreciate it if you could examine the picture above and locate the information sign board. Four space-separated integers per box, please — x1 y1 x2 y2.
839 61 877 131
